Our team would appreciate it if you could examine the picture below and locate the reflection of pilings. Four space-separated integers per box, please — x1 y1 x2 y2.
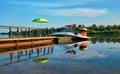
36 48 40 56
29 50 32 58
39 48 42 52
18 51 21 62
43 47 46 55
0 45 54 66
51 46 54 53
48 46 50 54
25 50 28 55
10 52 13 64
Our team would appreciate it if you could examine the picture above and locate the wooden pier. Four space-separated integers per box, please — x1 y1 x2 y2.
0 25 73 66
0 25 56 50
0 37 55 49
0 25 73 55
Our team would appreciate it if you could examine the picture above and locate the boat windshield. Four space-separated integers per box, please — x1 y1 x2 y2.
63 28 74 32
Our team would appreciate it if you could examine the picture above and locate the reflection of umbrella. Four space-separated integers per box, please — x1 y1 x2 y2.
33 58 48 64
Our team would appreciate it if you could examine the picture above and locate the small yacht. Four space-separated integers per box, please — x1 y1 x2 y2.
51 25 91 40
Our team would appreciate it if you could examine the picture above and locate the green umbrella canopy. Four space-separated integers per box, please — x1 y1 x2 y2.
32 18 48 23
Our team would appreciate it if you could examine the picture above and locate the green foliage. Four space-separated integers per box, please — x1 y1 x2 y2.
87 24 120 34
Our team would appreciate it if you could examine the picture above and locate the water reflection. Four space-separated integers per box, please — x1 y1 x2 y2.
33 58 49 64
0 44 54 66
90 34 120 43
1 36 120 74
59 41 89 55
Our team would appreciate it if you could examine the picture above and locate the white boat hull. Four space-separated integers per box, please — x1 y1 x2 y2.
51 32 91 39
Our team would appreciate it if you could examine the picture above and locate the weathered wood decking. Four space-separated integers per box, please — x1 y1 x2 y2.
0 36 55 49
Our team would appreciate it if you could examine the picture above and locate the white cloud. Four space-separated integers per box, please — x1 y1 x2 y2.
51 8 108 17
33 8 108 17
6 0 101 7
5 0 108 17
9 1 61 7
5 0 80 7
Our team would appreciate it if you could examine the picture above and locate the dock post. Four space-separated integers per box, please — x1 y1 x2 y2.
31 29 33 37
21 29 22 37
9 27 13 38
29 28 31 37
37 29 40 37
47 28 49 36
40 29 42 37
43 29 45 36
25 29 28 37
51 29 53 34
17 27 20 38
48 28 49 36
10 52 13 64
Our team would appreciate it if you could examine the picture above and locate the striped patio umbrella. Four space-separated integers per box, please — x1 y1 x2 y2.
32 18 48 23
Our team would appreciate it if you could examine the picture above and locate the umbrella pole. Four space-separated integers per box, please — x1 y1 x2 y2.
40 23 42 37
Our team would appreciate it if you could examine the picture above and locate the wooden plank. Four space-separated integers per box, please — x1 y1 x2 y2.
0 36 55 41
0 25 35 29
0 39 53 48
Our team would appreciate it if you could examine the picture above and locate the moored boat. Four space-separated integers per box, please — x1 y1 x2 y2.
50 25 91 40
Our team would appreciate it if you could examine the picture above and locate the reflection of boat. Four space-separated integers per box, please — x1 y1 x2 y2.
65 41 89 51
76 41 88 51
65 50 76 55
51 25 91 40
59 41 89 55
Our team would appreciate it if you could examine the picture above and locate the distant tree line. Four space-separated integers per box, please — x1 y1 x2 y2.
55 24 120 34
86 24 120 34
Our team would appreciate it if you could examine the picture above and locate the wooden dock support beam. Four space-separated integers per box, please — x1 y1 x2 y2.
9 27 13 38
17 27 20 38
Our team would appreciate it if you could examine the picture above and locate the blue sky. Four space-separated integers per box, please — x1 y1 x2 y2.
0 0 120 28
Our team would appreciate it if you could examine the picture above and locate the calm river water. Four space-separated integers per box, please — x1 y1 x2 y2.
0 35 120 74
